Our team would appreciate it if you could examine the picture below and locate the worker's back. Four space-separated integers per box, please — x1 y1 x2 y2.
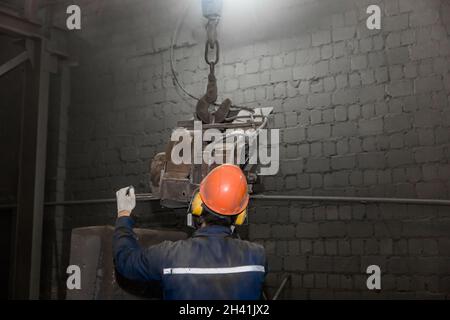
113 218 267 300
160 225 266 300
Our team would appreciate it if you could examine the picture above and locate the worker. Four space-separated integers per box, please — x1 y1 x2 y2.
113 163 267 300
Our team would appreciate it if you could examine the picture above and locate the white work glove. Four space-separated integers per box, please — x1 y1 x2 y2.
116 186 136 217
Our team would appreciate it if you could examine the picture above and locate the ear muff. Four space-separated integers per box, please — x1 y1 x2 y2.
191 192 204 216
234 209 247 226
191 192 248 225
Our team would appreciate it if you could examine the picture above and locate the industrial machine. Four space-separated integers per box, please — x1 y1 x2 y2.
149 0 273 209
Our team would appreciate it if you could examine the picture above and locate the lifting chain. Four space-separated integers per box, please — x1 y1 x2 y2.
196 18 231 124
204 39 219 107
204 40 219 74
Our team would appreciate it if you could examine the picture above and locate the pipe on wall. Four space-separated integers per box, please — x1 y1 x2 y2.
2 194 450 209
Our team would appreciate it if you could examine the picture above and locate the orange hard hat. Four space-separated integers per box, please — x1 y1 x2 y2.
199 164 249 216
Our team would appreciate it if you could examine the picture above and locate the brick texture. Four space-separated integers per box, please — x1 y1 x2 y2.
44 0 450 299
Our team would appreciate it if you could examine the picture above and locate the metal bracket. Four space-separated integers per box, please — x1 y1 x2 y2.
0 39 34 77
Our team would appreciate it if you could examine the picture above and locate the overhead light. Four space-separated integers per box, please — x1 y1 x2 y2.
201 0 223 19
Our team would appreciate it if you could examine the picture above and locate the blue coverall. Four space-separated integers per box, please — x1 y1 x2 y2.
113 216 267 300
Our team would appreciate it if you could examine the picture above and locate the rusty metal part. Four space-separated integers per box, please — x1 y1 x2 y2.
196 46 220 124
196 97 212 124
152 107 267 205
66 226 188 300
205 72 218 103
152 140 198 208
164 141 191 179
149 152 166 196
160 178 197 208
195 72 218 124
214 98 231 123
196 39 225 124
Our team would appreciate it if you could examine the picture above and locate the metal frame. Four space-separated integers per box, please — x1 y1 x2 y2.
9 37 50 300
0 5 42 38
0 0 74 299
0 0 59 300
0 37 35 77
0 50 30 77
